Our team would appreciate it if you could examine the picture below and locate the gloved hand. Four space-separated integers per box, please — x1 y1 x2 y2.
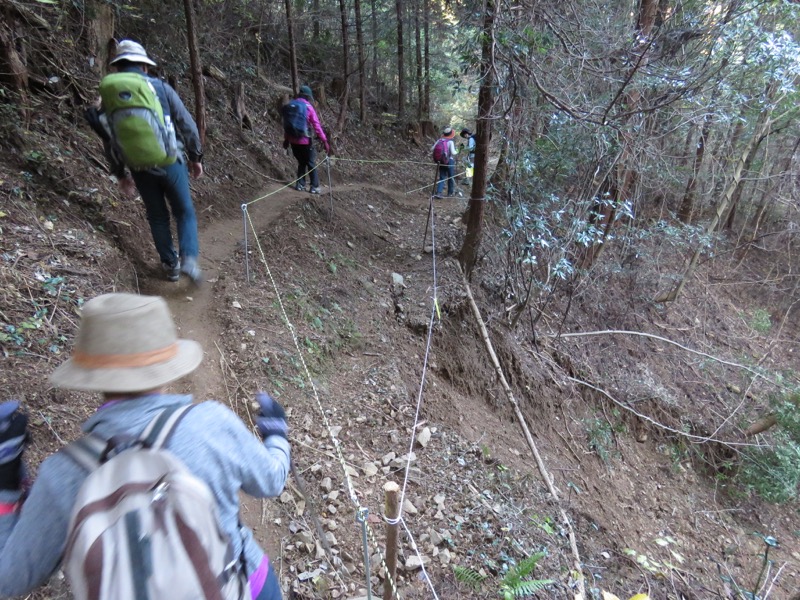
255 392 288 440
323 141 331 154
0 402 29 491
282 140 290 150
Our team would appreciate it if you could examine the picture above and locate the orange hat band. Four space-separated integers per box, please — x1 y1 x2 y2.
73 343 179 369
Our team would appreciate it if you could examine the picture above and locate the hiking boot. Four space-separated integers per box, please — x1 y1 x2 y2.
310 187 321 194
180 256 203 285
433 194 443 200
295 183 306 192
163 262 180 283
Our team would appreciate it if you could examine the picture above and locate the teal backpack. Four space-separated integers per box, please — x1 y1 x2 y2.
99 72 178 170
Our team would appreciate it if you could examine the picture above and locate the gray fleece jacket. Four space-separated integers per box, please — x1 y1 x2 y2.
0 393 290 597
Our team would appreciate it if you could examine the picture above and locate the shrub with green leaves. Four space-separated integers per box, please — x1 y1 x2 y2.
740 392 800 503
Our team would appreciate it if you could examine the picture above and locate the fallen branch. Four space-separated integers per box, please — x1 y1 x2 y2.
565 375 761 448
551 329 790 389
461 269 585 598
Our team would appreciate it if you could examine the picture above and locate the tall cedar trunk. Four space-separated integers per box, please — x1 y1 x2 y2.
395 0 405 120
354 0 366 121
313 0 320 39
336 0 350 133
183 0 206 145
285 0 299 93
422 0 429 117
458 0 497 278
677 112 713 223
371 0 378 93
655 82 777 303
414 0 423 120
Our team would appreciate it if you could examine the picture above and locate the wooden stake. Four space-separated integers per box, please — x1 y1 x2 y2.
383 481 400 600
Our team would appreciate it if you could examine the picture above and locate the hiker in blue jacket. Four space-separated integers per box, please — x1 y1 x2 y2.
460 128 476 185
89 40 204 284
0 293 290 599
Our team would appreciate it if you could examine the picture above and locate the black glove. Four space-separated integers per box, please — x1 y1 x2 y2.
255 392 288 440
0 402 29 491
282 140 290 150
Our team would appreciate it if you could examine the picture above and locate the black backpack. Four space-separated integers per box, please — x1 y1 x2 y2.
282 99 309 138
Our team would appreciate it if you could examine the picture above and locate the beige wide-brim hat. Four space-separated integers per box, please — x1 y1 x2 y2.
109 39 157 67
50 293 202 393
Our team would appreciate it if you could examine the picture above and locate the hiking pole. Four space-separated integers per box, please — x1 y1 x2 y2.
421 166 438 250
325 154 333 221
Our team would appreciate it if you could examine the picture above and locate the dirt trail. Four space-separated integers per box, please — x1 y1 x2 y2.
134 179 429 570
132 183 299 558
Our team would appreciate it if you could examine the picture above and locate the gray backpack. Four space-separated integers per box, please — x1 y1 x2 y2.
63 405 251 600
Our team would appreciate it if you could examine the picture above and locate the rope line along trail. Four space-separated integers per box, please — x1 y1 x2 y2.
242 206 404 600
383 193 442 600
238 153 452 598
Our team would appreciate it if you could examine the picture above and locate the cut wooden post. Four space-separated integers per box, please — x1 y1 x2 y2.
383 481 400 600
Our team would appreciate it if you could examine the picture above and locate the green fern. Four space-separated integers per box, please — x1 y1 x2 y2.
499 578 554 598
498 552 554 598
453 565 487 591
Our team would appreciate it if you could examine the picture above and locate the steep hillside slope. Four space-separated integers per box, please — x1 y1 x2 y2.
1 4 798 600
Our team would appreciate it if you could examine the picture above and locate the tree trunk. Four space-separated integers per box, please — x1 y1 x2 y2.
371 0 378 93
354 0 366 122
183 0 206 145
313 0 320 39
723 126 768 230
677 112 713 224
336 0 350 133
284 0 299 94
414 0 422 120
422 0 429 117
85 0 114 74
395 0 405 121
458 0 497 278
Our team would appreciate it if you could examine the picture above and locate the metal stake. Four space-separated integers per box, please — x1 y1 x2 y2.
356 507 373 600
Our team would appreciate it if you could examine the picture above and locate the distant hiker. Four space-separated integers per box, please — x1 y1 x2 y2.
432 126 458 198
282 85 330 194
0 292 290 599
86 40 204 284
460 127 476 183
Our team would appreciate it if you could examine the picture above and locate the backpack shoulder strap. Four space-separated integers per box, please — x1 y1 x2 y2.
64 404 195 471
63 434 107 472
140 403 196 450
157 79 172 119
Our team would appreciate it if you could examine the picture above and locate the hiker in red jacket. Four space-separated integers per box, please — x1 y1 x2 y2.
282 85 330 194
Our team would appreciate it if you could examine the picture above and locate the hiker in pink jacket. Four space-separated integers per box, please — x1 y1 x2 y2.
282 85 330 194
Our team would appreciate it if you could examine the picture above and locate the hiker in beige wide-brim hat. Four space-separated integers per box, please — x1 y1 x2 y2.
50 293 202 393
109 39 157 67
